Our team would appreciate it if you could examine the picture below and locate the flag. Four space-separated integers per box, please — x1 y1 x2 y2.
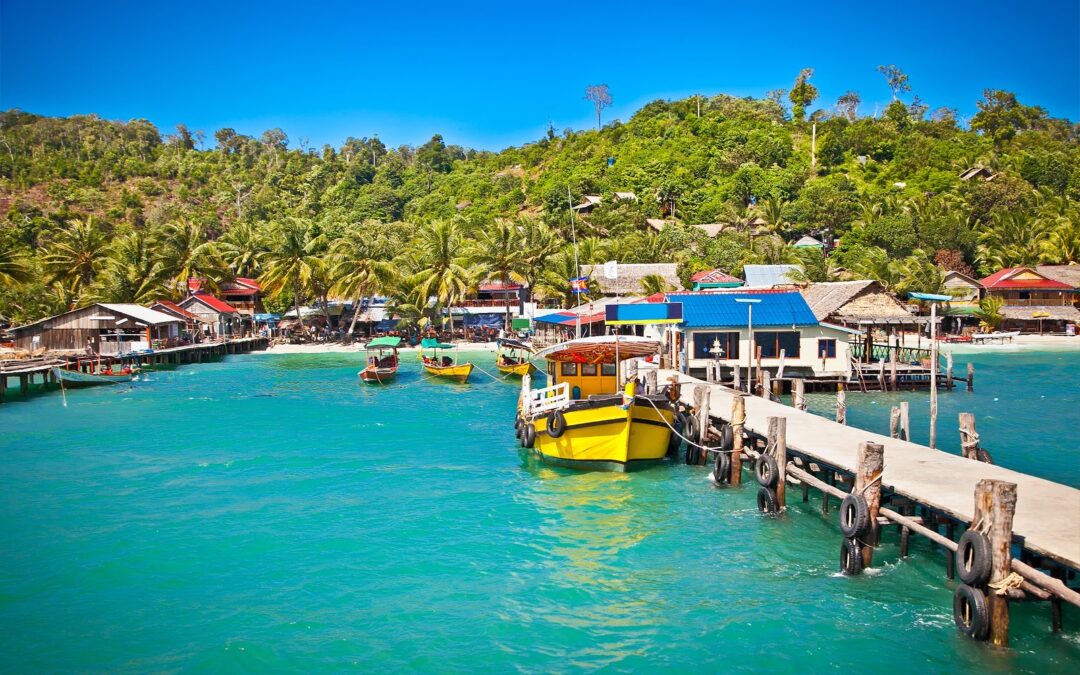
570 276 589 293
603 260 618 279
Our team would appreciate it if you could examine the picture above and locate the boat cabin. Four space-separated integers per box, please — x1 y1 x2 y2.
539 336 660 399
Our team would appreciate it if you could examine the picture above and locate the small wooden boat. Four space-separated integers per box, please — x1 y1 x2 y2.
51 365 139 387
420 338 474 383
359 336 401 384
496 337 536 378
516 335 676 472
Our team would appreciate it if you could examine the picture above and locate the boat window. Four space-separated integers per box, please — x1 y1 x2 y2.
581 363 598 376
560 362 578 376
600 363 616 376
754 331 801 358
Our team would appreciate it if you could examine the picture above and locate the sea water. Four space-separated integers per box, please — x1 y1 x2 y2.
0 350 1077 672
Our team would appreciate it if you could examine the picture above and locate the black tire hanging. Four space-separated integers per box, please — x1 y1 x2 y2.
757 486 778 513
719 424 734 452
953 584 990 641
956 530 993 586
840 537 864 575
514 414 523 432
521 423 536 449
686 443 699 466
839 493 871 539
713 451 731 485
685 415 700 444
546 411 567 438
755 455 779 488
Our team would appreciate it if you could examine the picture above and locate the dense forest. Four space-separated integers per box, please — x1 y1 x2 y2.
1 68 1078 327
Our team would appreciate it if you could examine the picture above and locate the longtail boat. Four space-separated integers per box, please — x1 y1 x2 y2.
515 335 676 472
495 337 536 378
51 365 139 387
420 338 473 383
359 336 401 384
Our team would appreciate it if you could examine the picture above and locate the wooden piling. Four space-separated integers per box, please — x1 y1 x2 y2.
973 479 1018 647
946 352 954 391
730 394 745 486
890 347 898 391
967 363 974 392
644 369 657 395
733 363 741 391
755 346 763 395
959 413 979 460
899 401 910 442
694 384 710 465
793 379 806 411
761 370 771 399
878 358 886 391
836 383 846 425
889 406 901 439
856 441 885 568
768 416 787 511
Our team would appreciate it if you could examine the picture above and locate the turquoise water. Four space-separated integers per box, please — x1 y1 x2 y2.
1 351 1078 672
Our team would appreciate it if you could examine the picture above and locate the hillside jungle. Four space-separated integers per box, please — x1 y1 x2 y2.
1 69 1078 327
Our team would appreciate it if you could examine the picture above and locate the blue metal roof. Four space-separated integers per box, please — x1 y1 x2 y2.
669 292 819 328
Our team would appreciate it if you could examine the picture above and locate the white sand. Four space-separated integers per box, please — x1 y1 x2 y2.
261 341 503 355
942 333 1080 354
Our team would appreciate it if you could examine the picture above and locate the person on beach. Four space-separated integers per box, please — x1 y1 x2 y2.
85 337 95 356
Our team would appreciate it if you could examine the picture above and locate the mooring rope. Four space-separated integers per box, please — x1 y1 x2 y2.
642 395 739 455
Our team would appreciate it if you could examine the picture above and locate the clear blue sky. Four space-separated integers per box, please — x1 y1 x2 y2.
2 0 1077 151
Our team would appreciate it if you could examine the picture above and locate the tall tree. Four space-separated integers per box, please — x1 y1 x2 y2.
0 247 32 288
330 226 396 336
412 220 473 333
467 220 525 331
877 64 911 100
260 217 324 337
158 218 225 298
42 218 109 304
788 69 819 121
836 91 861 121
584 84 613 130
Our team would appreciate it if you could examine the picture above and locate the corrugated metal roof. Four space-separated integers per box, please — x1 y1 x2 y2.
98 303 185 325
667 292 818 328
742 264 803 287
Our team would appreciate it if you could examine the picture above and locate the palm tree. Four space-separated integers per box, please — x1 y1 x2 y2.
260 217 325 337
412 219 473 335
536 248 596 308
640 273 671 295
158 217 226 297
0 247 33 288
759 196 789 239
894 249 945 296
98 231 168 304
976 211 1051 273
1044 219 1080 264
974 295 1005 331
468 219 526 331
330 227 397 336
219 222 269 278
518 216 561 295
42 217 109 304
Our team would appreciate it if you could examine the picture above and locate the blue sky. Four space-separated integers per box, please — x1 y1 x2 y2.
2 0 1077 151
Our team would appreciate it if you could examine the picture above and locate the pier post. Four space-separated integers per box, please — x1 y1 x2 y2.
959 413 980 460
706 361 715 384
889 406 900 439
899 401 910 442
730 394 745 487
967 363 974 392
973 479 1018 647
644 369 657 395
755 346 763 395
890 347 898 391
946 352 954 391
733 364 741 391
793 379 806 411
836 383 846 425
20 374 28 395
693 384 710 466
856 441 884 569
877 359 886 391
767 416 787 511
761 370 771 399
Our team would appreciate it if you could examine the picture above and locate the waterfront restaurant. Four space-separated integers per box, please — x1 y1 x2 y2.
8 303 183 354
979 267 1080 333
179 294 241 339
669 291 858 381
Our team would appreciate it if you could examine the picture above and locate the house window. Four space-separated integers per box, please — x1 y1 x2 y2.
692 332 740 360
601 363 617 377
818 338 837 358
754 331 801 358
581 363 598 376
560 362 578 376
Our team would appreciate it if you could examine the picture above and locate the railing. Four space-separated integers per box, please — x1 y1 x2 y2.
458 300 518 308
850 342 935 365
524 382 570 416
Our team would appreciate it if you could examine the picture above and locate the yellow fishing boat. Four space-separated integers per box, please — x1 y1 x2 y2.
515 335 677 472
420 338 474 383
496 337 536 378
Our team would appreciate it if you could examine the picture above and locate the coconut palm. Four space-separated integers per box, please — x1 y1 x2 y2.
42 217 109 302
330 226 397 336
260 217 325 337
98 231 168 303
536 248 596 308
0 247 33 288
759 196 789 239
158 217 227 297
1043 218 1080 264
412 219 473 334
219 222 269 278
974 295 1005 331
640 273 671 295
518 216 561 294
976 211 1051 273
894 249 945 296
468 219 526 330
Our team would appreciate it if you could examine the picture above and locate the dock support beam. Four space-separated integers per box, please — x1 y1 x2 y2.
836 383 846 425
730 394 745 487
899 401 910 441
856 441 884 569
693 384 710 466
793 379 806 412
967 363 975 392
767 416 787 511
890 406 900 439
959 413 980 461
975 479 1018 646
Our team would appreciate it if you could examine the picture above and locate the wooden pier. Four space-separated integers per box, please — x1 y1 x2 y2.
657 367 1079 644
0 337 268 403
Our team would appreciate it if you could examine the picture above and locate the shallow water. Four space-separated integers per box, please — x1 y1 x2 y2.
1 351 1077 671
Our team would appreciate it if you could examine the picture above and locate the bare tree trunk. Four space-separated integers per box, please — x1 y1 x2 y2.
293 284 308 338
347 289 364 337
503 271 512 332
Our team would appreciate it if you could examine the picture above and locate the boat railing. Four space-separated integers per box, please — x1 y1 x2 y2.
525 382 570 416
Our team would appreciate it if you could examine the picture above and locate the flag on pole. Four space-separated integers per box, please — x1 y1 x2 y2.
570 276 589 294
603 260 618 279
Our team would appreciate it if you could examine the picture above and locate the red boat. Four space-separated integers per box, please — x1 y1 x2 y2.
359 337 401 384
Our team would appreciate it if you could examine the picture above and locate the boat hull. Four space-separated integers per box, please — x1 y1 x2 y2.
51 366 136 386
526 396 675 471
497 361 536 377
423 362 474 383
359 367 398 383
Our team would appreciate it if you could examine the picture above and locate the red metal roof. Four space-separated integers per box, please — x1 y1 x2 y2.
690 269 742 284
188 277 262 295
182 293 239 314
980 267 1071 290
150 299 201 321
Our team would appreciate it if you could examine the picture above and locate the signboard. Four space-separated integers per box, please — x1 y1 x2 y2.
605 302 683 325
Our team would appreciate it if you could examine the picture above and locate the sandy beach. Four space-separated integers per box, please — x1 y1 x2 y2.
261 340 505 355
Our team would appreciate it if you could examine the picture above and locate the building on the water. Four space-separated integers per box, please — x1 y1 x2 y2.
667 290 858 380
8 303 184 354
979 267 1080 332
179 294 241 339
149 299 208 338
189 277 264 333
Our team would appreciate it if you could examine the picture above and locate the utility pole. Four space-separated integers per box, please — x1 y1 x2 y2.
811 122 817 173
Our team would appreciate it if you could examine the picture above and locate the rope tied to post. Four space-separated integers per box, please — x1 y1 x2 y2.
988 572 1024 596
643 396 739 455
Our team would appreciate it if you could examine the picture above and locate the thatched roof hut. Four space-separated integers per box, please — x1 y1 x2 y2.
580 263 683 295
800 280 917 326
1035 264 1080 290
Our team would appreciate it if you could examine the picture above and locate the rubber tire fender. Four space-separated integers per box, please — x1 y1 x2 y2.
667 413 685 458
685 415 700 444
546 411 567 438
514 414 523 432
521 422 536 449
718 424 734 452
840 537 864 576
953 584 990 641
956 530 993 586
839 493 871 539
756 486 779 513
713 451 731 485
976 448 994 465
755 454 779 488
